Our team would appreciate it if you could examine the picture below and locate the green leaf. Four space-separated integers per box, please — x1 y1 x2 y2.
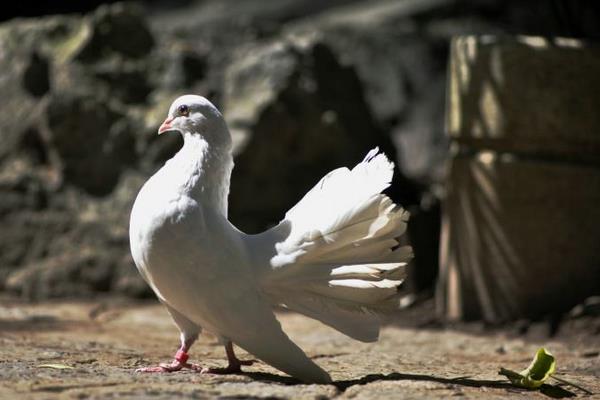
499 348 556 389
521 348 556 387
37 364 75 370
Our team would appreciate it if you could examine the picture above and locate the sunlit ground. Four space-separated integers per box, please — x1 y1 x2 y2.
0 298 598 399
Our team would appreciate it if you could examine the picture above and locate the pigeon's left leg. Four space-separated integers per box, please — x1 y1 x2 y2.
136 305 203 373
136 332 203 373
201 341 254 374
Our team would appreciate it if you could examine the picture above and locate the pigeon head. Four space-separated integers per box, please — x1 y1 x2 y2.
158 95 231 148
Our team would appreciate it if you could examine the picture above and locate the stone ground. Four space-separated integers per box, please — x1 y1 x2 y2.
0 297 598 399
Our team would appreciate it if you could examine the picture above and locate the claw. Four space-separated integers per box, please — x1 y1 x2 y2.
136 365 176 373
136 359 203 373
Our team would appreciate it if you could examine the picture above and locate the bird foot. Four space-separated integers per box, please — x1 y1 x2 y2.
136 350 203 373
135 360 203 373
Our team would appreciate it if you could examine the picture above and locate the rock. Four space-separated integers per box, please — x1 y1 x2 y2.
0 206 74 291
75 3 154 62
43 91 136 196
392 75 447 184
5 251 113 300
2 169 152 299
570 297 600 318
287 0 454 185
92 59 153 104
223 40 299 151
288 0 447 123
0 20 54 163
160 44 209 90
22 51 51 97
0 5 154 299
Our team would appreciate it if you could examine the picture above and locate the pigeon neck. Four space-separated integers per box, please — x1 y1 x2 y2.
172 132 233 216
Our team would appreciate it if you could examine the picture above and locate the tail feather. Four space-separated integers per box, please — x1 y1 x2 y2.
280 296 381 342
330 263 408 282
262 148 413 342
273 195 409 267
308 278 403 306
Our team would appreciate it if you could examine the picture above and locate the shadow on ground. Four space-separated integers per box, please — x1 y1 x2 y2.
243 371 577 398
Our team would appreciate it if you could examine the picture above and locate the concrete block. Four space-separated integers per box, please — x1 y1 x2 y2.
438 151 600 321
447 35 600 163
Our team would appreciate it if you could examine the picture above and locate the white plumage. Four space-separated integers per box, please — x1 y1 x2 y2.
129 95 412 383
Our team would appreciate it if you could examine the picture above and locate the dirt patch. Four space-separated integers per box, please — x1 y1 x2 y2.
0 298 598 399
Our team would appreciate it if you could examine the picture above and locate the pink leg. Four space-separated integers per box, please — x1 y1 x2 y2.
201 341 254 374
136 336 202 373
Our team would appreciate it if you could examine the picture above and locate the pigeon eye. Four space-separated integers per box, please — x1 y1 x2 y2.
177 104 189 116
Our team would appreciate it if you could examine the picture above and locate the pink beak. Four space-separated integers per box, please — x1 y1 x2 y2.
158 117 174 135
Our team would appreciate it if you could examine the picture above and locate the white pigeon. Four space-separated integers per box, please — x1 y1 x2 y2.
129 95 412 384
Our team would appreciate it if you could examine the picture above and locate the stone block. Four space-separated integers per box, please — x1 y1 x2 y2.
447 35 600 163
440 35 600 321
438 151 600 321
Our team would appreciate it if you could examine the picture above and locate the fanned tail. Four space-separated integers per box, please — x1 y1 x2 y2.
261 148 413 342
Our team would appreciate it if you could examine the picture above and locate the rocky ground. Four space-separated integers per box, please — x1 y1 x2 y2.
1 298 598 399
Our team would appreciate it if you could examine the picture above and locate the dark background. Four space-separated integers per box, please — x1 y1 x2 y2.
3 0 600 40
0 0 598 314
